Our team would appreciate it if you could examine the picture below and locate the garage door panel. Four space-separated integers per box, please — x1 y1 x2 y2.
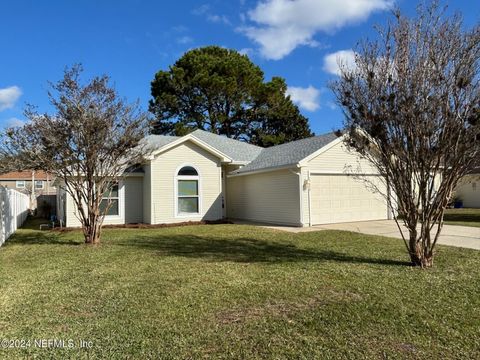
310 174 388 225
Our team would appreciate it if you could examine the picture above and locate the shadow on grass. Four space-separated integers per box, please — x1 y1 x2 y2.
7 231 82 246
120 234 411 266
6 218 82 246
9 218 410 266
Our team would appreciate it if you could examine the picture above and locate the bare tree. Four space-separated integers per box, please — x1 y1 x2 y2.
330 3 480 267
0 65 150 244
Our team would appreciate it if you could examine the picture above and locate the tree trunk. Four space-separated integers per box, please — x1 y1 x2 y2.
83 212 102 244
409 249 434 268
407 227 434 268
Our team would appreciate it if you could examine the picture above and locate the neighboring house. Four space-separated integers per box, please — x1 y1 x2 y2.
0 170 57 212
0 170 56 194
57 130 393 227
454 168 480 208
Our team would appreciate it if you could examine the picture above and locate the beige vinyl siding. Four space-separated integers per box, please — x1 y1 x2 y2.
125 177 143 223
65 189 82 227
65 201 125 227
221 165 244 219
226 169 301 226
306 141 378 174
455 175 480 208
64 177 144 227
302 141 384 226
149 141 223 224
143 164 152 224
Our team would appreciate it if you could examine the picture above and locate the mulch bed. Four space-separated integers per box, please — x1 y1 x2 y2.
51 219 233 232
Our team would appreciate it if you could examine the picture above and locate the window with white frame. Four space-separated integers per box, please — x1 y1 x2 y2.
177 166 199 214
34 180 44 189
16 180 25 188
99 182 120 216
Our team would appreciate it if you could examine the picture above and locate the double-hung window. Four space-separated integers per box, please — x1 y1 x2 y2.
34 180 44 189
16 180 25 188
100 182 120 216
177 166 200 214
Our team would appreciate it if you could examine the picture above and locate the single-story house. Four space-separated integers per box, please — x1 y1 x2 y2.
454 168 480 208
57 130 393 227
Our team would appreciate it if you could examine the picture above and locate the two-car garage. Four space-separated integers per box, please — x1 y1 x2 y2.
227 133 392 227
307 174 389 225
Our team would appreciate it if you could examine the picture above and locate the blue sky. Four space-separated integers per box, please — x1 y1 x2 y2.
0 0 478 135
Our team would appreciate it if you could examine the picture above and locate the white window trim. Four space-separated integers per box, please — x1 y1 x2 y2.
34 180 44 189
16 180 25 188
102 180 125 221
174 164 202 218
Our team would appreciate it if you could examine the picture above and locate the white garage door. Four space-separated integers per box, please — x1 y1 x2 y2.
310 174 388 225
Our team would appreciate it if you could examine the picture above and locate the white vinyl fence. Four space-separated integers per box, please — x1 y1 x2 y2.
0 186 30 246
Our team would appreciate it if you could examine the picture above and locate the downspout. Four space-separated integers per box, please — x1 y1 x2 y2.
307 170 312 227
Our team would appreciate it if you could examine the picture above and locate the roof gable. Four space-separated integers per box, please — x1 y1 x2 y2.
144 130 263 164
146 133 233 162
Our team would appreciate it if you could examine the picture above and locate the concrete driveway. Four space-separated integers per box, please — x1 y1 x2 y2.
315 220 480 250
259 220 480 250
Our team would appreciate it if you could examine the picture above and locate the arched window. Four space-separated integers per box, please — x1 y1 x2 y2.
178 166 198 176
176 166 200 214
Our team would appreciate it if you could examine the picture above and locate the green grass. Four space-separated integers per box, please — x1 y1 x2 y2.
1 218 479 359
444 208 480 227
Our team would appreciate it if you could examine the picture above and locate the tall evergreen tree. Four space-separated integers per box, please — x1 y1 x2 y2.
149 46 312 146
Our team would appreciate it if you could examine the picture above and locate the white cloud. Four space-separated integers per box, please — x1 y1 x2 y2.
207 14 231 25
193 4 231 26
326 101 338 110
323 49 357 76
5 117 25 128
177 36 194 44
286 85 320 112
0 86 22 111
192 4 210 16
240 0 392 60
171 25 188 33
324 50 397 78
238 48 254 56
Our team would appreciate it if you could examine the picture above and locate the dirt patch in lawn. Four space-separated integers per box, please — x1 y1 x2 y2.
217 290 362 325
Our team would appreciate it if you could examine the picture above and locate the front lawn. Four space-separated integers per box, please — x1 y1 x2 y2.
0 219 479 359
444 208 480 227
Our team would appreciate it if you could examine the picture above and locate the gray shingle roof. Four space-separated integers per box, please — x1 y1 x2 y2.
233 132 338 174
141 130 339 174
190 129 263 163
142 134 179 151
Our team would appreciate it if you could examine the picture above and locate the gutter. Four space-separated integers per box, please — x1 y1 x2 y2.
227 163 300 178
